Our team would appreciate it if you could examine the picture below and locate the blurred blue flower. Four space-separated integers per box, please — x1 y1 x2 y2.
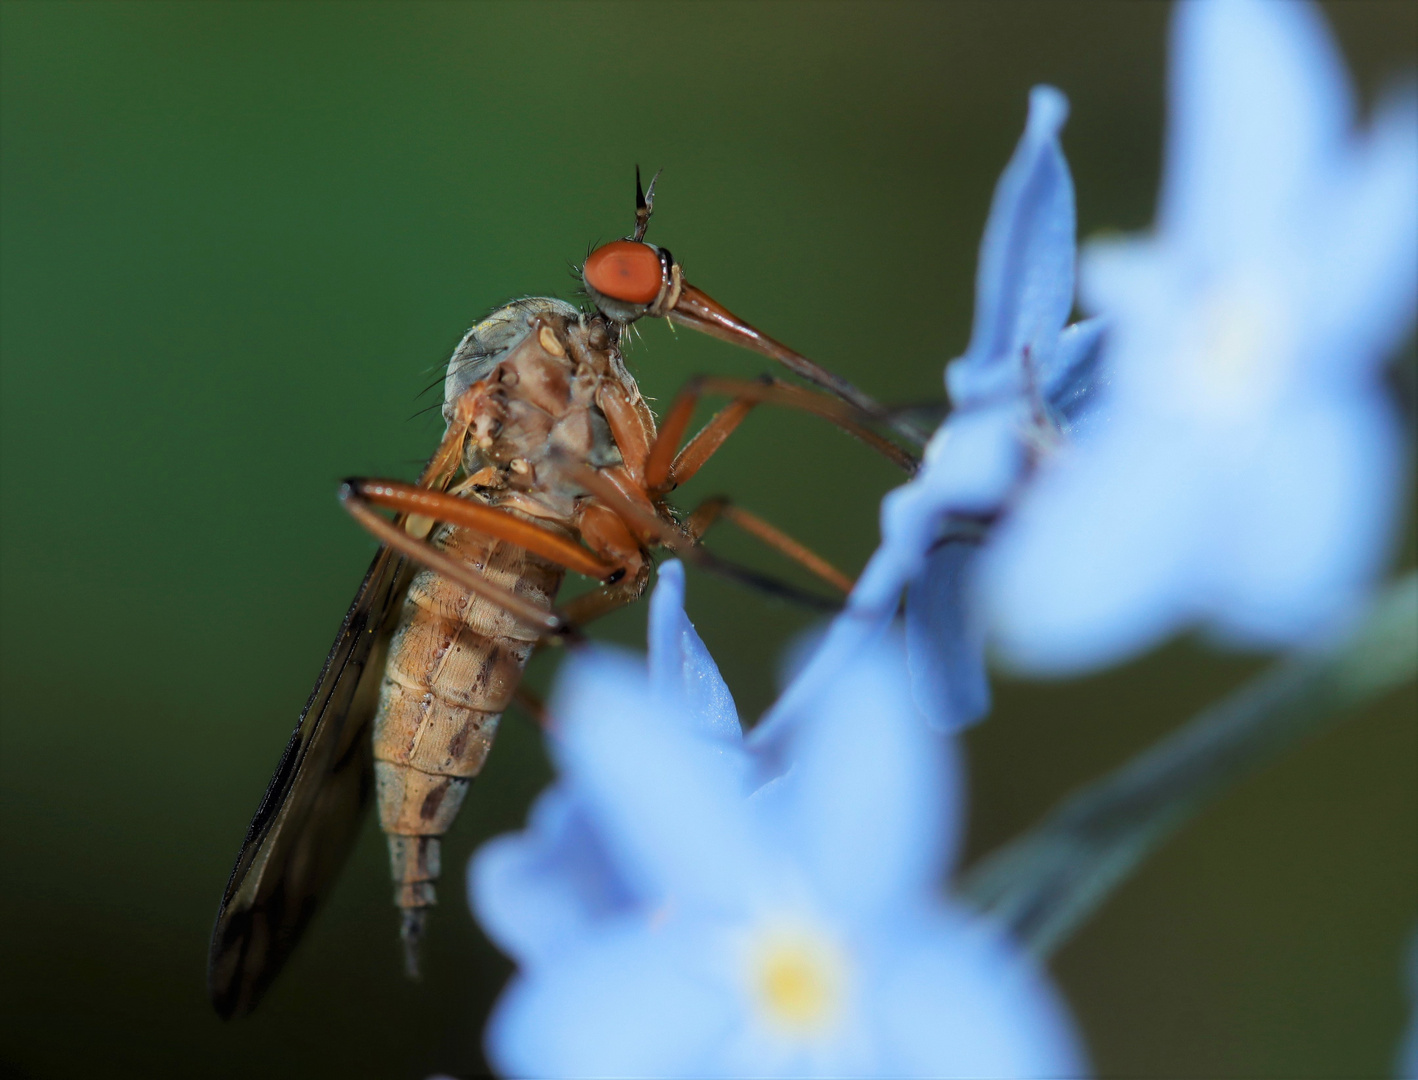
980 0 1418 673
472 563 1084 1078
763 85 1103 736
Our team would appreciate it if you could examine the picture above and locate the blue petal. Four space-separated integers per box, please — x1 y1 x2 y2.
870 911 1087 1077
469 785 635 966
1310 84 1418 371
758 407 1020 747
1208 388 1404 648
979 418 1206 674
485 918 738 1078
748 608 884 771
1162 0 1352 258
648 560 742 742
948 85 1077 408
983 375 1406 671
1076 234 1168 365
766 637 963 919
905 541 991 733
852 404 1024 615
550 649 769 912
916 404 1029 512
774 618 833 693
1039 316 1107 430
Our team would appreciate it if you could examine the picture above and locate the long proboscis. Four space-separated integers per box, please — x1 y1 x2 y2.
669 283 926 453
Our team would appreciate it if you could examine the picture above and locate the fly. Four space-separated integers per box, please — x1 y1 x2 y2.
208 172 920 1018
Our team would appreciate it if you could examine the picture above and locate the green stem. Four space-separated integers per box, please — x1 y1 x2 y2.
958 572 1418 957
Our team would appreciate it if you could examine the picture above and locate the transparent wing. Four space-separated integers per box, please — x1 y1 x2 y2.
207 543 413 1018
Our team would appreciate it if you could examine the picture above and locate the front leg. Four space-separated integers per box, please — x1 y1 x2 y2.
644 374 919 495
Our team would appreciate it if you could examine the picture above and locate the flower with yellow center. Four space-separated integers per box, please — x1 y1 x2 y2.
474 569 1084 1077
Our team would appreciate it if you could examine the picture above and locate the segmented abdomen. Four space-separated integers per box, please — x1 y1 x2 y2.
372 519 564 914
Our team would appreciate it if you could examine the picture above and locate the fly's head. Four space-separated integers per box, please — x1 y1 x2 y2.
581 167 686 327
582 239 682 325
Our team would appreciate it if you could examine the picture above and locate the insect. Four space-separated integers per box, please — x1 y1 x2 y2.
207 174 921 1019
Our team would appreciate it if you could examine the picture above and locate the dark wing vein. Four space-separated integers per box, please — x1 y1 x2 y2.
207 543 412 1019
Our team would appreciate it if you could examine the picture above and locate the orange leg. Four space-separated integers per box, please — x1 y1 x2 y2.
560 571 651 627
550 454 841 612
645 374 918 494
340 487 576 640
685 497 854 595
340 475 663 643
644 392 756 496
344 478 621 582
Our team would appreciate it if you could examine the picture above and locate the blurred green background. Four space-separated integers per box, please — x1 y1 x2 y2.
1 2 1414 1077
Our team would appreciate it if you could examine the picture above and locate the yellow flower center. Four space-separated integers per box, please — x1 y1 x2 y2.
752 933 843 1034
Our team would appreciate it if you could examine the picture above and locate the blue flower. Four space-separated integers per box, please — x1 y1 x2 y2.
471 563 1084 1078
979 0 1418 673
759 85 1103 736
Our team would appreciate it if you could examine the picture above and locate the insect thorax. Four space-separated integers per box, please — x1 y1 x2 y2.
443 299 641 524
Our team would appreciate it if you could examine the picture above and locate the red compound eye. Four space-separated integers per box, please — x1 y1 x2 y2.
584 241 664 304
